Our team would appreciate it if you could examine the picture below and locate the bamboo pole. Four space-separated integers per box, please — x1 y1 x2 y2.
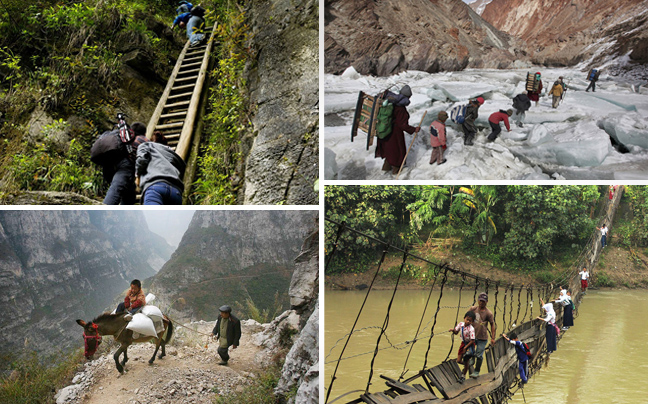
396 110 427 179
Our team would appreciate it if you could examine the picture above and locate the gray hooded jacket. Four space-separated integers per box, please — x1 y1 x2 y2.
136 142 186 194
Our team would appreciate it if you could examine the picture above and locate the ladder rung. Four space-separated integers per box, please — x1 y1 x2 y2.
164 134 181 140
160 111 188 119
156 122 184 130
180 61 202 69
182 56 204 63
168 91 194 100
174 75 198 83
185 50 206 57
171 84 195 92
158 127 184 134
164 100 191 108
178 68 201 75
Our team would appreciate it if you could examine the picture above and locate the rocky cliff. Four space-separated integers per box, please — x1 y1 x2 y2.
481 0 648 70
241 0 319 204
0 211 174 364
149 210 317 320
325 0 524 76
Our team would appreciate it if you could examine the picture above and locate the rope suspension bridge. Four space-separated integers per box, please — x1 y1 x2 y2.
325 187 625 404
145 22 217 203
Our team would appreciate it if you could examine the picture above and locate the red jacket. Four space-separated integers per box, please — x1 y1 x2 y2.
429 120 446 147
489 111 511 131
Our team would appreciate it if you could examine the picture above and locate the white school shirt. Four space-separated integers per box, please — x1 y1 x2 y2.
600 227 608 236
579 270 589 280
454 322 476 344
554 294 570 307
541 303 556 324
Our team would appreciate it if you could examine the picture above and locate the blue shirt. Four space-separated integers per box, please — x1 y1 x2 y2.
511 340 529 362
173 12 192 26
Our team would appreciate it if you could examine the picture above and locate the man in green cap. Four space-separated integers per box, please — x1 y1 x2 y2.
211 305 242 365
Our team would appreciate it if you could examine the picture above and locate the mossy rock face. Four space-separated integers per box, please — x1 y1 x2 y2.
241 0 319 205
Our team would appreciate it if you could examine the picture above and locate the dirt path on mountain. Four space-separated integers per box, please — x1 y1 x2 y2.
77 321 263 404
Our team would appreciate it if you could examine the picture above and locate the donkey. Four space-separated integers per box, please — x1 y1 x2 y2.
76 312 173 374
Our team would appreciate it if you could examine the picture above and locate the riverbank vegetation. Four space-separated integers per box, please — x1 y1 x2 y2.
325 185 648 288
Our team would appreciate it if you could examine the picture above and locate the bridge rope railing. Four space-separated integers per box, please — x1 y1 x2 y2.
325 186 625 404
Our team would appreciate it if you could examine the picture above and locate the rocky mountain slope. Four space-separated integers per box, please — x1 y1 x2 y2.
150 210 317 320
325 0 524 76
481 0 648 70
0 211 174 364
54 218 319 404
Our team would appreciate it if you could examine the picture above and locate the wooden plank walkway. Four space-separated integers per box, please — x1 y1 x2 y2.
334 187 626 404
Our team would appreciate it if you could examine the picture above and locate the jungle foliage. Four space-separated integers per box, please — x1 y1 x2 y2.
325 185 607 274
0 0 182 199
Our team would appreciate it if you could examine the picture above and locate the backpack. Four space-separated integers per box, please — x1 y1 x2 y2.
588 69 598 81
526 72 541 92
450 105 467 124
375 100 394 139
90 113 134 166
512 94 531 111
521 342 531 358
90 129 126 166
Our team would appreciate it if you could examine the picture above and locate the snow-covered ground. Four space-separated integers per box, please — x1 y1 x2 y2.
325 67 648 180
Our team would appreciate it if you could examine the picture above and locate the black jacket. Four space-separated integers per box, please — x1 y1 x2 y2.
512 94 531 112
462 103 479 134
212 314 242 347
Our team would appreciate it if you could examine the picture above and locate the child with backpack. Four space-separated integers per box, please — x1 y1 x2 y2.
554 288 574 330
487 109 512 142
449 311 477 377
462 97 483 146
502 332 529 384
512 93 531 128
429 111 448 165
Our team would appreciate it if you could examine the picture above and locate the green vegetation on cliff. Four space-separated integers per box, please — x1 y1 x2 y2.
0 0 180 200
325 185 608 275
0 0 255 204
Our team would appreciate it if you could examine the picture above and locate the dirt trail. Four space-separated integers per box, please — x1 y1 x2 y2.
73 321 263 404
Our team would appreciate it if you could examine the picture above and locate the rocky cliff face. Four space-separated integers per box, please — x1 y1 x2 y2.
0 211 174 363
481 0 648 70
325 0 523 76
150 210 317 320
241 0 319 205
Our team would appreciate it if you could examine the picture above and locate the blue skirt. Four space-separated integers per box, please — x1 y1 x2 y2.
546 323 557 352
563 304 574 327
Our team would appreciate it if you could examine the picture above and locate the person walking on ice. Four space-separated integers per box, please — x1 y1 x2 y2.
429 111 448 165
487 109 512 142
512 93 531 128
550 78 565 109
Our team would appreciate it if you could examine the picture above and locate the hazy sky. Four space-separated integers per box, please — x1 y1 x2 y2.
143 211 196 247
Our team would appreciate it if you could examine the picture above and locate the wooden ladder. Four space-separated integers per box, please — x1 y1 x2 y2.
146 21 218 161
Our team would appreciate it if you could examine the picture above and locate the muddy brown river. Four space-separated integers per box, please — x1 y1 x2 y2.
324 288 648 404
